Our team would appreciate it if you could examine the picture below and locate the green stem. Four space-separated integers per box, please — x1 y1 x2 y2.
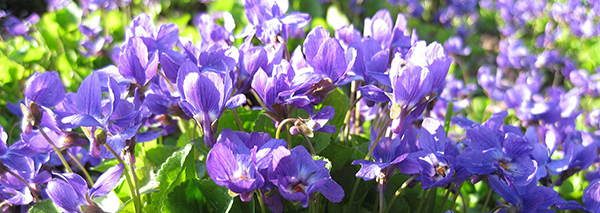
347 178 361 212
458 190 468 212
349 118 391 211
377 183 385 213
340 96 363 144
231 109 244 130
301 134 317 154
250 89 268 110
444 101 454 136
482 188 493 211
416 190 431 213
275 118 297 139
429 188 438 213
256 191 267 213
450 189 459 211
39 128 72 173
440 188 451 211
364 119 391 160
104 144 142 213
64 150 94 187
129 158 141 207
386 176 415 212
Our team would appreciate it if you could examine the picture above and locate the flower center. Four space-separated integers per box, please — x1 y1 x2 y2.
292 182 306 193
435 165 448 177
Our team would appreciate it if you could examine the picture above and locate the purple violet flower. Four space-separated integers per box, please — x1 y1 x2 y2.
270 146 344 207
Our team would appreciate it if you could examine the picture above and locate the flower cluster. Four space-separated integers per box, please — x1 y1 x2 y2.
0 0 599 212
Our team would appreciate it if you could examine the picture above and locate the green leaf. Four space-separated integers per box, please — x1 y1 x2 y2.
28 200 60 213
322 88 350 133
198 179 235 213
320 143 361 171
147 143 194 211
90 159 118 172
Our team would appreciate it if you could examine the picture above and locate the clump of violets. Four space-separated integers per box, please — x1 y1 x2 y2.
1 0 600 212
206 130 343 210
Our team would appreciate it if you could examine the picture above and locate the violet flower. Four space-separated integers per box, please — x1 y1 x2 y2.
584 179 600 212
352 135 420 182
270 146 344 207
456 112 540 185
242 0 310 43
178 66 245 146
46 165 123 212
289 106 336 137
206 129 286 201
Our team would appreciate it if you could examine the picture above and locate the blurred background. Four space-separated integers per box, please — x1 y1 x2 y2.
0 0 598 141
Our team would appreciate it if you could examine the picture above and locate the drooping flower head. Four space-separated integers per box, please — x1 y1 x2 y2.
270 146 344 207
206 129 286 201
46 165 123 212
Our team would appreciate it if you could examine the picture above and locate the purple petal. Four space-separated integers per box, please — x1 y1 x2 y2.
24 72 65 107
90 165 123 198
46 174 87 212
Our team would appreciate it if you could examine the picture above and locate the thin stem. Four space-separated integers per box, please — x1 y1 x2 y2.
386 176 415 212
458 190 468 212
377 183 385 213
40 128 93 186
440 188 452 211
364 119 391 160
349 117 390 211
429 188 438 213
450 189 459 211
275 118 297 139
301 134 317 154
104 144 142 213
38 128 72 173
347 178 361 212
344 81 357 143
482 188 493 211
64 150 94 187
341 96 363 144
231 109 244 130
416 189 431 213
129 157 141 208
444 101 454 136
250 89 268 110
256 191 267 213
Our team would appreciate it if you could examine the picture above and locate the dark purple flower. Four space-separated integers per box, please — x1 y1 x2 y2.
118 37 159 86
270 146 344 207
242 0 310 43
79 23 112 57
178 67 245 146
488 176 580 212
194 12 235 44
206 130 286 201
47 165 123 212
413 119 463 189
584 179 600 212
457 112 539 185
444 36 471 56
2 14 38 37
251 61 295 116
352 135 420 181
24 71 66 108
60 71 121 128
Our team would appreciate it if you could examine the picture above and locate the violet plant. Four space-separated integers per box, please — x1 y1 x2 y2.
0 0 599 212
